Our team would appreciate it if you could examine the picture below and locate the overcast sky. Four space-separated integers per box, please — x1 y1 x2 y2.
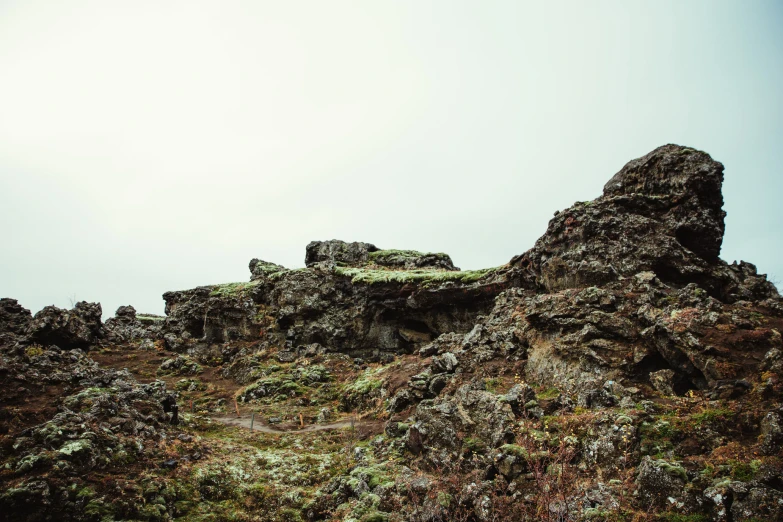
1 0 781 318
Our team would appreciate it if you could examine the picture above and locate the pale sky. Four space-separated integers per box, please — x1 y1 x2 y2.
1 0 781 318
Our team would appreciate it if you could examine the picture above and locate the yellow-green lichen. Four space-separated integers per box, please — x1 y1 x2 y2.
334 266 497 286
209 281 260 298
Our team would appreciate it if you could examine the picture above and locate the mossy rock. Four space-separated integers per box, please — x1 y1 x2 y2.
208 281 260 298
334 266 497 287
341 368 385 411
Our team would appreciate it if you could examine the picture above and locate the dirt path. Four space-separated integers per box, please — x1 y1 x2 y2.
213 415 372 434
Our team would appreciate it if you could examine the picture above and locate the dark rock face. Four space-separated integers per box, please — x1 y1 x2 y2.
27 302 103 349
248 258 287 281
163 247 500 363
104 305 164 343
602 144 725 261
635 457 688 508
304 239 457 271
366 249 457 271
305 240 379 267
510 144 778 303
407 382 516 466
0 299 32 341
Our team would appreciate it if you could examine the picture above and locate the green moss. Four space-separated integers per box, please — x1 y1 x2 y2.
537 387 561 400
294 364 331 383
691 407 733 426
334 266 497 286
350 465 392 489
730 459 761 481
484 377 503 393
656 514 709 522
344 368 384 396
253 262 287 277
209 281 260 298
240 376 305 402
58 439 93 457
76 486 96 499
367 249 450 265
652 459 688 481
499 444 530 460
83 498 115 519
463 437 488 455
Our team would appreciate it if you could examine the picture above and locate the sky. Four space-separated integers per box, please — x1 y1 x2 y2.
1 0 781 318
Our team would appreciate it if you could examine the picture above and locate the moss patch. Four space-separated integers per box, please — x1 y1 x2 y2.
334 266 497 286
209 281 260 298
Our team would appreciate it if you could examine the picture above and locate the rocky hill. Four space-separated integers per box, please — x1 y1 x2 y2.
1 144 781 521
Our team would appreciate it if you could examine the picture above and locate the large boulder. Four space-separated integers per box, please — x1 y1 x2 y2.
602 144 725 261
635 457 688 508
248 258 287 281
28 301 103 349
406 382 516 465
305 240 379 267
104 305 164 343
509 144 778 303
365 249 457 271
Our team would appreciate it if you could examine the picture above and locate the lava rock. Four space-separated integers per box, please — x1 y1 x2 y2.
28 301 103 349
305 240 379 267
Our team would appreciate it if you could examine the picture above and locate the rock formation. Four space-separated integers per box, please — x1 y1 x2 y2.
1 144 782 522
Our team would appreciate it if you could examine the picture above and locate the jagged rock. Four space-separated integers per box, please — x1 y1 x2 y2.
603 144 725 261
276 350 296 363
407 383 516 463
27 301 103 349
635 456 688 508
428 374 449 396
582 414 638 466
104 305 164 342
730 485 783 522
760 410 783 455
494 444 529 480
159 355 202 376
163 245 500 360
501 384 535 416
248 258 287 281
162 284 264 353
364 249 457 271
577 388 616 409
0 299 32 344
509 144 779 303
0 340 190 521
305 240 379 267
649 369 676 395
317 408 332 423
431 352 458 373
114 305 137 322
388 389 414 413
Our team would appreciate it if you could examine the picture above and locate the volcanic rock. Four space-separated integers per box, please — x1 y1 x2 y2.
27 301 103 349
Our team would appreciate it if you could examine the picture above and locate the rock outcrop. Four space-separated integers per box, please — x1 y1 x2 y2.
509 145 778 303
103 305 164 343
2 144 782 522
162 245 500 364
27 301 103 350
0 298 32 342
